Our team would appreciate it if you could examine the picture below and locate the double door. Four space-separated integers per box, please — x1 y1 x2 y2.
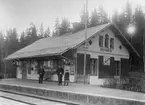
76 53 90 83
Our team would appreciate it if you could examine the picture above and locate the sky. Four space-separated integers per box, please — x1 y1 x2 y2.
0 0 145 35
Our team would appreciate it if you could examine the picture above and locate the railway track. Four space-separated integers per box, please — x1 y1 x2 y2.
0 90 78 105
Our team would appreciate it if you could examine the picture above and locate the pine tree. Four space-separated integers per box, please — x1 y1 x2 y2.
112 10 119 25
4 28 19 78
20 31 27 48
0 31 4 75
5 28 19 55
80 5 89 28
98 6 109 24
72 22 83 33
53 18 60 36
112 2 145 71
44 27 50 38
90 9 100 27
59 18 71 36
26 22 39 44
72 5 89 33
125 1 132 22
39 23 44 38
133 5 145 58
114 2 133 40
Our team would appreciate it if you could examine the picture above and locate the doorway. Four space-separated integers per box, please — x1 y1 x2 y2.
21 61 27 79
76 53 90 83
115 61 121 76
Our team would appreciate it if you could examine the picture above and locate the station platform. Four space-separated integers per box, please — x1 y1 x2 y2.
0 78 145 105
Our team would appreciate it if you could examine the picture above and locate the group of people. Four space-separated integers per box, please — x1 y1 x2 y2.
56 65 70 86
38 64 70 86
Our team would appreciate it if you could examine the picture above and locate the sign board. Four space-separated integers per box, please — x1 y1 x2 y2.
70 64 75 75
100 47 112 52
64 65 70 72
103 56 110 65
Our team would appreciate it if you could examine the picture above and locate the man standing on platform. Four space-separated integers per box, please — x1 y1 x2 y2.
39 65 45 84
56 65 64 86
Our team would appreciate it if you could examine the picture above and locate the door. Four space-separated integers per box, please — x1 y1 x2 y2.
90 59 98 76
21 61 27 79
76 53 90 83
22 68 27 79
115 61 120 76
121 58 129 77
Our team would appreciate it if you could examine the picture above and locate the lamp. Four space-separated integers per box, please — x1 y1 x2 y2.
127 23 136 71
127 23 136 40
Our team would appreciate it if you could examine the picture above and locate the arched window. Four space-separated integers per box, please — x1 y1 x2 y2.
105 34 109 48
110 38 114 49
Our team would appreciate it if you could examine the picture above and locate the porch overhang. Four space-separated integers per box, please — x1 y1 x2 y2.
4 47 70 61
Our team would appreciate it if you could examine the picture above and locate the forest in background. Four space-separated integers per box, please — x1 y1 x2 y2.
0 2 145 78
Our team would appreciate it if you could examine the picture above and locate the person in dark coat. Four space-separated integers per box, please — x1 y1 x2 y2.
39 66 45 84
56 65 64 85
64 70 70 86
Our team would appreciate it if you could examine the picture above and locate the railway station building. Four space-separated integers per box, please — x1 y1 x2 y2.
5 23 139 85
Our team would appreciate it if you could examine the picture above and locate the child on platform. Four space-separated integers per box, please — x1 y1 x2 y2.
64 69 70 86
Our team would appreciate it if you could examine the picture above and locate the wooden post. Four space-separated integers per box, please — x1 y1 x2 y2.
37 60 41 74
83 0 88 84
143 28 145 72
75 51 77 83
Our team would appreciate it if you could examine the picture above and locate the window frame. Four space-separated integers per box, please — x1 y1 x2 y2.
110 38 114 49
90 58 98 76
99 35 103 47
105 34 109 48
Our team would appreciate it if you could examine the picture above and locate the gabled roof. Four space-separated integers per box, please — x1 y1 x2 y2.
5 23 139 60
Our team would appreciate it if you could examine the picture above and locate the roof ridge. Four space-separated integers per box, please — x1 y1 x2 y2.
42 23 111 40
5 23 112 60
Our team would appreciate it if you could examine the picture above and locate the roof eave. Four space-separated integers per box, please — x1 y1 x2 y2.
4 49 70 61
112 23 140 57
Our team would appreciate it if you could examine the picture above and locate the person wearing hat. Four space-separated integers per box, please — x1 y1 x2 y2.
39 65 45 84
56 65 64 86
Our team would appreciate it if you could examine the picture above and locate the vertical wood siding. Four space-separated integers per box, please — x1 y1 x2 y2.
121 58 129 77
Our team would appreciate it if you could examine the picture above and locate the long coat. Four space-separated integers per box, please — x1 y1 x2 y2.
39 68 45 76
56 67 64 76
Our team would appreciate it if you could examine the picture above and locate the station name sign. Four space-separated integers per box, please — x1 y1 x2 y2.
100 47 112 52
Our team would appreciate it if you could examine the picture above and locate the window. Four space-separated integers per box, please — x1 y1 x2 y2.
105 34 109 48
53 59 58 69
110 38 114 49
99 36 103 47
90 59 98 75
47 60 53 68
